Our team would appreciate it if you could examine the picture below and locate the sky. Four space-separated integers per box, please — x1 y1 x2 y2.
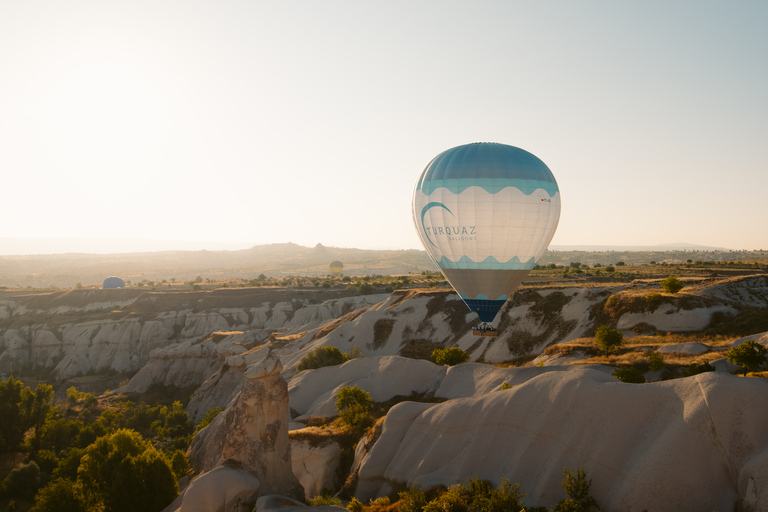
1 1 767 255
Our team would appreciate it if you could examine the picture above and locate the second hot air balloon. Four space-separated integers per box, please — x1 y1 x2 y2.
412 142 561 335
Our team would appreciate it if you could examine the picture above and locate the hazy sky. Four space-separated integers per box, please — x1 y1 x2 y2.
2 1 766 254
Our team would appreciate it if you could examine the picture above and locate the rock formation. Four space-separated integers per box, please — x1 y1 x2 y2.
189 353 303 500
352 366 768 512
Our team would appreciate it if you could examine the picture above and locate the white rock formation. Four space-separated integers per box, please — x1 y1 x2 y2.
254 495 346 512
189 354 303 500
656 341 710 355
354 367 768 512
290 437 342 499
167 465 261 512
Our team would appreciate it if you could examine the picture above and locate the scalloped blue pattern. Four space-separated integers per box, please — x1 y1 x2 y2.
419 178 559 197
438 255 536 270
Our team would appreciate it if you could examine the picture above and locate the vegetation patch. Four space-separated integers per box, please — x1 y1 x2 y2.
372 319 396 350
400 339 443 360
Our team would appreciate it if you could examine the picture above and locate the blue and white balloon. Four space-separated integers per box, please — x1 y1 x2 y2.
412 142 561 324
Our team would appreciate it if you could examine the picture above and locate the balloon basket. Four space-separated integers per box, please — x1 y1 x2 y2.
472 326 497 337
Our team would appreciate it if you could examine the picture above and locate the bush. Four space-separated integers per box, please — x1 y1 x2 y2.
645 292 663 311
398 487 427 512
681 362 715 377
727 340 768 376
647 352 664 372
335 386 373 433
424 485 466 512
194 407 223 435
309 495 342 507
555 467 599 512
659 276 684 294
77 429 178 512
1 461 42 501
465 477 525 512
595 326 623 354
612 366 646 383
296 346 350 372
431 347 469 366
29 478 86 512
346 497 364 512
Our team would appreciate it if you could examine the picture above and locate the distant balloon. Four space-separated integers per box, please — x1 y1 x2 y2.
412 142 561 326
329 261 344 274
102 276 125 289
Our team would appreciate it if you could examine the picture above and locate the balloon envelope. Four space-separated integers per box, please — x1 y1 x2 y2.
329 261 344 274
102 276 125 289
412 142 560 322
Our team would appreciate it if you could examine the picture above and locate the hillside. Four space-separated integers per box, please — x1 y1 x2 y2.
1 243 766 289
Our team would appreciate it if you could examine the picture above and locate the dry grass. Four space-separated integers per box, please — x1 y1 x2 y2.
537 333 738 368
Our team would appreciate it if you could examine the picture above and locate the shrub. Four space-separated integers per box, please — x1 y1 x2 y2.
424 485 466 512
170 450 189 479
431 347 469 366
681 362 715 377
398 487 427 512
297 346 350 372
555 467 599 512
335 386 373 433
309 495 342 507
1 461 42 501
595 326 623 354
194 407 223 435
647 352 664 372
645 292 663 311
366 496 391 512
727 340 768 376
346 497 364 512
612 366 646 383
465 477 525 512
659 276 684 294
77 429 178 512
29 478 86 512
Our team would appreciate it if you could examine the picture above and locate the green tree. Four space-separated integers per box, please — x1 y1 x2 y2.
29 478 86 512
170 450 189 479
1 461 42 501
595 326 623 354
0 378 54 453
431 347 470 366
611 366 646 383
465 477 525 512
194 407 223 435
681 362 715 377
77 429 178 512
424 485 467 512
647 352 664 372
398 487 427 512
555 467 599 512
296 346 350 372
727 340 768 376
0 376 26 452
659 276 684 294
335 386 373 433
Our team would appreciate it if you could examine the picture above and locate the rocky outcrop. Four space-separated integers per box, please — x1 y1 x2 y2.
353 367 768 512
189 354 303 500
290 437 343 499
168 464 261 512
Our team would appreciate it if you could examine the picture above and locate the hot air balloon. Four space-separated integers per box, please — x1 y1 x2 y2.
102 276 126 289
412 142 561 336
329 261 344 274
